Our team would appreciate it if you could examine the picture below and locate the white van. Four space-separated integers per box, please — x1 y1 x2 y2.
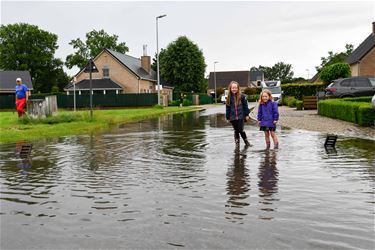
261 80 282 105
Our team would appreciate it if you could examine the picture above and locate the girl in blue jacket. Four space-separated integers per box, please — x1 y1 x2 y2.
226 81 251 147
257 89 279 149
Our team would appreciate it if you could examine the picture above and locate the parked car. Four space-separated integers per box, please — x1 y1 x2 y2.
325 76 375 98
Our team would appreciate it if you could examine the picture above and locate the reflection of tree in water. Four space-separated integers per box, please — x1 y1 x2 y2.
158 112 208 185
258 150 279 220
161 112 207 160
225 147 250 223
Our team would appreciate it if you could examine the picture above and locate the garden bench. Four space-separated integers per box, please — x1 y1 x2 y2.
303 96 317 110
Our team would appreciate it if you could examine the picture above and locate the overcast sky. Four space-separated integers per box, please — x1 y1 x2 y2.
1 0 374 79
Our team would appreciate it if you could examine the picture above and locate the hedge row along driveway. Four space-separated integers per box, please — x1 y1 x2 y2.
318 97 375 126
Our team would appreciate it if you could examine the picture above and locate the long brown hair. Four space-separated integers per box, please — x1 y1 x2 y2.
226 81 241 106
259 89 274 105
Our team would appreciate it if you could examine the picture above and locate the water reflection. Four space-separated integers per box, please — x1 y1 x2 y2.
1 109 375 249
258 150 279 220
225 147 250 223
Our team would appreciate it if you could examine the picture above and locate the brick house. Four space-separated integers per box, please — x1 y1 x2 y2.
65 47 173 100
207 70 260 96
346 22 375 76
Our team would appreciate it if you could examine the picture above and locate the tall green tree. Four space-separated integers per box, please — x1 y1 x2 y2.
158 36 206 93
316 44 353 72
255 62 294 83
0 23 69 93
66 29 129 70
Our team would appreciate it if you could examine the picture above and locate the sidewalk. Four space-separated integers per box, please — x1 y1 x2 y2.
251 105 375 140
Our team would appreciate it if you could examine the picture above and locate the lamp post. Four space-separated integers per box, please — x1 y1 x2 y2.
214 61 218 104
156 14 167 105
306 69 310 80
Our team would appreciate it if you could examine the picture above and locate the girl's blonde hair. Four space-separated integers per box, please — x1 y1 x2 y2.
226 81 242 106
259 89 274 105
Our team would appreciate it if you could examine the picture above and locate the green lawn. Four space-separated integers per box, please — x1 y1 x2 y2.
0 106 201 144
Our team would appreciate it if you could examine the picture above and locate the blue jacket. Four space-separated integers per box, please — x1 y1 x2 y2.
226 94 249 121
257 101 279 127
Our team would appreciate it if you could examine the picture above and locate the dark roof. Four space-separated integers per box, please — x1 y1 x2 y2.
250 70 264 82
309 72 320 83
0 70 34 91
208 71 250 89
346 33 375 65
64 78 123 91
105 48 157 81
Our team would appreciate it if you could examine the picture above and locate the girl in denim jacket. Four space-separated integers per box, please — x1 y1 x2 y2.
257 89 279 149
226 81 251 147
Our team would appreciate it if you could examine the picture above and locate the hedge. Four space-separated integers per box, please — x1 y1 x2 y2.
282 82 326 100
318 97 375 126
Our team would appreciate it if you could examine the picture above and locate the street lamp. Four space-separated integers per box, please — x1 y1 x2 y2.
214 61 218 104
156 14 167 105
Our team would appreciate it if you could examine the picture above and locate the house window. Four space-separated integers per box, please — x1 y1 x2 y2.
102 66 109 79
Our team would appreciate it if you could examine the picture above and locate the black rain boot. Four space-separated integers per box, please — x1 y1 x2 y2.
274 142 279 149
266 142 271 150
235 138 240 147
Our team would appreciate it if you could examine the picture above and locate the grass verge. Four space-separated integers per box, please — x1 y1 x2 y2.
0 106 201 144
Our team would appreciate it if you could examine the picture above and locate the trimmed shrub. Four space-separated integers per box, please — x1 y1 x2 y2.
287 96 297 107
296 100 303 110
282 83 326 100
320 63 351 84
244 87 261 95
247 94 259 102
318 98 375 126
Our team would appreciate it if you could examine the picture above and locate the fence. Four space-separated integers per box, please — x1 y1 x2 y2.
0 93 158 110
172 92 213 105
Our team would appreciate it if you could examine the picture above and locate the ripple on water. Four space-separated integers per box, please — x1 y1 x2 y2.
0 113 374 249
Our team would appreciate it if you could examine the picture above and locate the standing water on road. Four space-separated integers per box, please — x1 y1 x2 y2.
1 107 374 249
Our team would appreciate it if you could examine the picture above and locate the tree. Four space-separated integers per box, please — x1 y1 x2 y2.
0 23 69 93
257 62 294 83
66 29 129 69
320 63 351 84
316 44 353 72
158 36 206 93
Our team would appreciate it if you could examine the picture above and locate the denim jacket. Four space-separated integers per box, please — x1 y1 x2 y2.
226 94 249 121
257 100 279 127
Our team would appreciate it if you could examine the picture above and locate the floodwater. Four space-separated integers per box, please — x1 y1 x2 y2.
0 106 374 249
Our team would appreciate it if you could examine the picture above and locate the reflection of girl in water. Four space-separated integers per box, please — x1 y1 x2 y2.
258 150 278 199
226 148 250 222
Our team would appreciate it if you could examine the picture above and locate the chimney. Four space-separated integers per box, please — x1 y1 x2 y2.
141 45 151 73
373 22 375 35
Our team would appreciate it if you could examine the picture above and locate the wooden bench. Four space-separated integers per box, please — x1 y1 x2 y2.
303 96 317 110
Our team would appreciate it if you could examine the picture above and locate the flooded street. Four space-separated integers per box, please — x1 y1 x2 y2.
1 107 374 249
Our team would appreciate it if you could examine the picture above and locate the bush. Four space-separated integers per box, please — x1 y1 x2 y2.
320 63 351 84
168 100 181 106
287 96 297 107
182 99 192 106
247 94 259 102
244 87 261 95
282 82 326 100
318 98 375 126
296 100 303 110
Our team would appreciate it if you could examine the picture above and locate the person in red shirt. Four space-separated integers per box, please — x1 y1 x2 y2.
15 78 29 117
